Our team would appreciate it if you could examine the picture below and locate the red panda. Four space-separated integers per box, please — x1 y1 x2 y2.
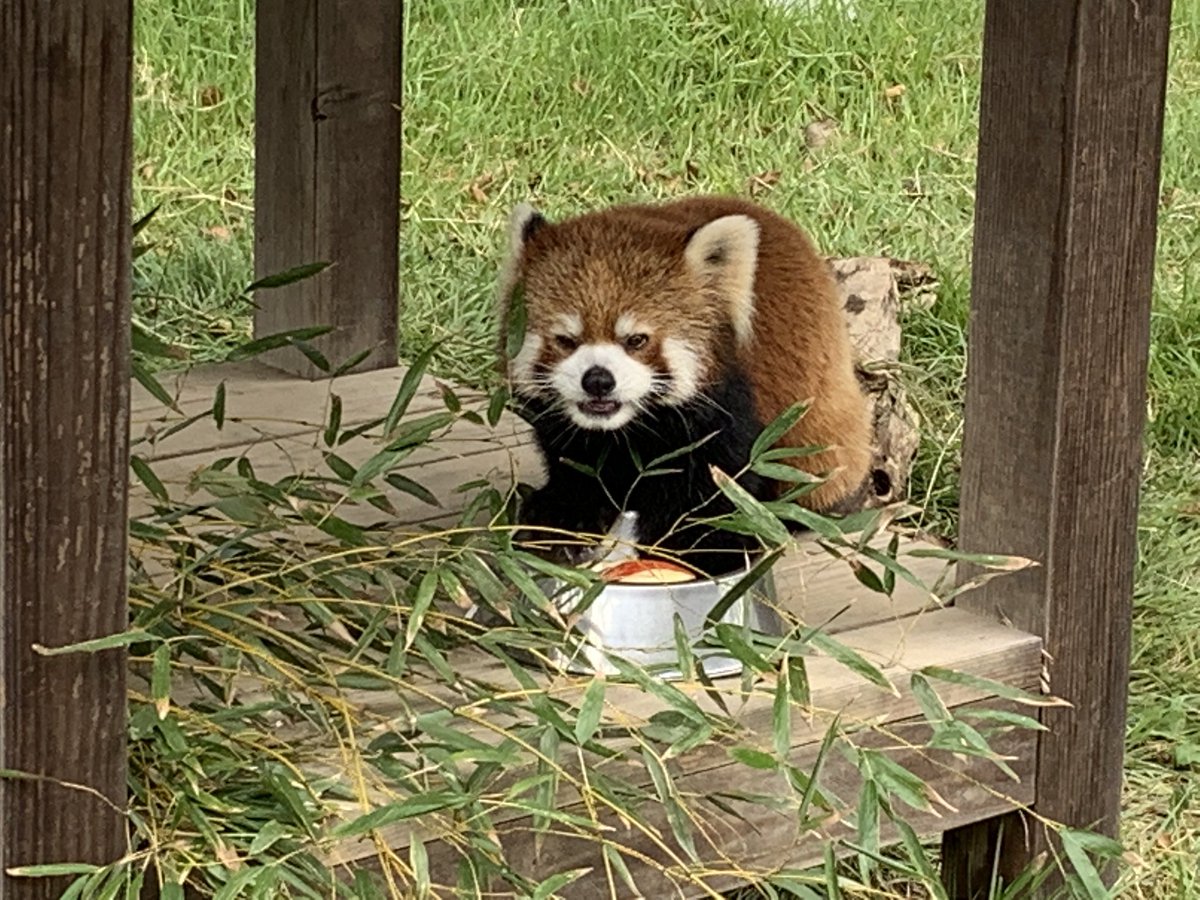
498 195 872 576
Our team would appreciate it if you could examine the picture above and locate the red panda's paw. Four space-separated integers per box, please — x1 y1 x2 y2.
514 487 611 566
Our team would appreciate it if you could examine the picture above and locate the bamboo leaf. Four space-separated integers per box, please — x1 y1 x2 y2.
532 869 591 900
710 466 790 545
384 344 440 435
487 386 509 427
573 677 606 745
6 864 101 878
151 642 172 719
384 472 441 507
130 456 168 503
33 630 154 656
212 381 226 429
729 746 778 770
1060 828 1115 900
405 571 439 650
244 261 331 292
906 546 1036 571
330 792 468 838
920 666 1070 707
704 547 784 627
809 631 897 695
131 359 180 412
773 663 792 758
910 671 952 725
506 284 528 360
672 613 697 681
225 326 333 362
248 820 288 855
751 401 809 461
132 204 161 237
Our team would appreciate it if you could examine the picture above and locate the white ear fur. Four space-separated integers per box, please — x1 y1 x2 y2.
684 214 760 347
496 204 547 354
508 202 542 254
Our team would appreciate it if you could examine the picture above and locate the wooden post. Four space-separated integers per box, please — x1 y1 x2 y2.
254 0 403 378
1 2 134 896
942 0 1172 895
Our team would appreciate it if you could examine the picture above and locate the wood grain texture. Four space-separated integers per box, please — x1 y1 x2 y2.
0 1 133 895
943 0 1171 894
253 0 402 377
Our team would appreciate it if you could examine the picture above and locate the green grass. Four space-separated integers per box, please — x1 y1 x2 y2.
131 0 1200 896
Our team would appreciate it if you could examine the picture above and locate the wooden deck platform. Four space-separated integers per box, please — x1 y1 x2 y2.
130 362 1043 897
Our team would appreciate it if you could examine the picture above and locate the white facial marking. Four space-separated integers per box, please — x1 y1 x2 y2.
509 332 544 392
614 312 647 340
659 337 702 404
551 312 583 338
551 342 656 431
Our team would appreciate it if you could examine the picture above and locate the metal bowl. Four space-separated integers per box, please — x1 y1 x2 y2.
541 562 785 681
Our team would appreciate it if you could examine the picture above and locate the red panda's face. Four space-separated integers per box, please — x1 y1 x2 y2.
511 300 708 431
499 205 761 432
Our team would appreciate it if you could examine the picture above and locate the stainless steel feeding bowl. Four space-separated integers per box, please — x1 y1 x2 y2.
540 561 785 681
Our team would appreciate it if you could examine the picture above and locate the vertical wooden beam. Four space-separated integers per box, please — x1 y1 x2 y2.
942 0 1171 895
254 0 403 378
1 1 133 896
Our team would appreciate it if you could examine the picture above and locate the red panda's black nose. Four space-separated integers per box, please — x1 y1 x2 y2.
581 366 616 397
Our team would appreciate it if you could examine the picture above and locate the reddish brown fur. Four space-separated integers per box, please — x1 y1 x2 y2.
502 195 873 513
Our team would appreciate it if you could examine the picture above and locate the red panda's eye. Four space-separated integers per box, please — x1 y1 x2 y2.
624 334 649 351
554 335 579 352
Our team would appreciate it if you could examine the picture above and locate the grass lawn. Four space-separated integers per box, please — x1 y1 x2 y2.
132 0 1199 895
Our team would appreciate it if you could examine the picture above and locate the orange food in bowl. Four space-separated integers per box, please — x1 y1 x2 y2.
601 559 696 584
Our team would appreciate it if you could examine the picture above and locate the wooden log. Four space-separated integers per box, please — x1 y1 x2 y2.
254 0 403 378
0 2 134 895
942 1 1172 895
831 255 932 508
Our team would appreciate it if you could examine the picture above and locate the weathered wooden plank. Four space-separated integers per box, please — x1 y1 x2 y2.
253 0 402 377
132 363 462 459
324 608 1041 871
0 1 133 894
127 414 541 523
943 0 1172 894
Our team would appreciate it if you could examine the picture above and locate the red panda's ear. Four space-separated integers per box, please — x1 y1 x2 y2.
684 214 760 347
497 204 548 363
508 203 547 254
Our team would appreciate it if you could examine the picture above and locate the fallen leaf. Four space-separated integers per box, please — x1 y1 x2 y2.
205 225 232 241
1178 500 1200 518
139 163 155 180
885 84 907 100
804 118 838 150
199 84 223 107
747 170 781 197
214 838 242 871
465 172 494 204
